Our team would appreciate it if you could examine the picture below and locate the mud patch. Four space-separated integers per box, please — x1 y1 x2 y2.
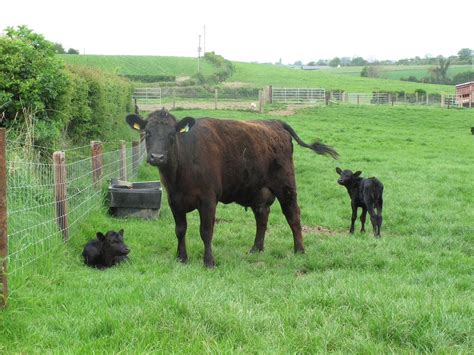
302 224 336 236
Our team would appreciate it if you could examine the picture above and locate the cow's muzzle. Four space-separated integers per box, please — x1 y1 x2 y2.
148 153 166 166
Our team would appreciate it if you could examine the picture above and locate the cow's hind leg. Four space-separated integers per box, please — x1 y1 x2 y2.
360 207 367 233
250 187 275 253
198 198 217 268
274 184 304 253
376 197 383 237
172 211 188 263
365 200 380 238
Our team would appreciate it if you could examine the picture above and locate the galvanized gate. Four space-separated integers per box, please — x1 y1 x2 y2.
272 88 325 104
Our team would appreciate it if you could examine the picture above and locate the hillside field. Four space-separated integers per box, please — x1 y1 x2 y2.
1 105 473 353
59 54 458 94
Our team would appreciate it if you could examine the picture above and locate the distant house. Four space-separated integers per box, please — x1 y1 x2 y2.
455 81 474 108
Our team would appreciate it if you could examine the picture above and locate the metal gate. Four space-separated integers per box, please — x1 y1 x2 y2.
272 88 325 104
133 87 162 105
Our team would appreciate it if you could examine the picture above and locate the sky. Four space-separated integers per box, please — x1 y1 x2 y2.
1 0 473 64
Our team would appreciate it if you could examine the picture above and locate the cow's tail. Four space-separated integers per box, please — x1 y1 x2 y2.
282 122 339 160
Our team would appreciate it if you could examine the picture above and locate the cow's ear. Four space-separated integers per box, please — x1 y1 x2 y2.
118 229 124 236
354 171 362 177
336 167 342 175
175 117 196 133
96 232 105 241
126 114 147 131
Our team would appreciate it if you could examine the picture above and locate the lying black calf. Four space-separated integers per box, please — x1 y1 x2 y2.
82 229 130 268
336 167 384 238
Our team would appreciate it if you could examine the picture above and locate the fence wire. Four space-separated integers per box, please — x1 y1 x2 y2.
6 139 146 274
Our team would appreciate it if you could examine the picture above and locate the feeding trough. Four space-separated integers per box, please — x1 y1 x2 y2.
108 178 162 219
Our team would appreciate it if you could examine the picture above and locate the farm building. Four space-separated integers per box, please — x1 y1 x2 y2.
455 81 474 108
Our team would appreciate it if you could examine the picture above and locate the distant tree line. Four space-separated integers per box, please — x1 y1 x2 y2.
301 48 473 68
54 42 80 54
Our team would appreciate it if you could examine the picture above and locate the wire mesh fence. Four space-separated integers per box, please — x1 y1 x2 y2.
5 138 146 276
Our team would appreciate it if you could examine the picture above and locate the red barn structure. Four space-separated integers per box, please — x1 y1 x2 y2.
455 81 474 108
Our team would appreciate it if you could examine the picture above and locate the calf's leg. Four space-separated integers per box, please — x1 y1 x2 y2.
350 202 358 234
360 207 367 232
376 197 383 236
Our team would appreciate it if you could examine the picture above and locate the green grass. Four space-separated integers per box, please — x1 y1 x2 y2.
230 62 455 94
327 64 473 81
58 54 216 77
1 105 473 352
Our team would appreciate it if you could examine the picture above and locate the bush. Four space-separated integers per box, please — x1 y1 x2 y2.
0 26 133 146
452 71 474 85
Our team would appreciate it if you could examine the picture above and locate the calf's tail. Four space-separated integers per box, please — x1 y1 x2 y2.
282 122 339 159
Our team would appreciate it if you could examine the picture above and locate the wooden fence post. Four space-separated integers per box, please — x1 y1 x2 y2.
0 128 8 308
90 141 103 187
132 141 139 175
268 85 273 104
173 89 176 109
53 151 69 242
441 94 445 108
119 140 127 181
258 90 264 113
214 89 218 110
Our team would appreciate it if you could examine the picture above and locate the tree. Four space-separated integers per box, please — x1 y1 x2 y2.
67 48 79 54
329 57 341 67
458 48 473 63
429 57 451 84
54 42 66 54
360 66 379 78
351 57 368 66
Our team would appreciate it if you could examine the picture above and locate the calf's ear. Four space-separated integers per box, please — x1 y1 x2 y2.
336 167 342 175
354 171 362 177
175 117 196 133
96 232 105 241
118 229 124 236
126 114 147 131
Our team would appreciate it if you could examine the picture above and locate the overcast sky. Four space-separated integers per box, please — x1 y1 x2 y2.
2 0 472 64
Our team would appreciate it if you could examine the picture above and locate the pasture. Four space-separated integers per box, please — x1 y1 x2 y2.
1 105 473 353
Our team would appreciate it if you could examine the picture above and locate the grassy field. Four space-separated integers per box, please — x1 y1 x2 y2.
1 105 473 352
325 64 474 81
58 54 216 77
230 62 455 94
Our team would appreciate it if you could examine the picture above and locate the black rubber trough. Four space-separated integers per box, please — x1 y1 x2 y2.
108 178 162 219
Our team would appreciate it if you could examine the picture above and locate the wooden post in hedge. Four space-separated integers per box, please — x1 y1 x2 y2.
173 89 176 109
0 128 8 308
214 89 218 110
132 141 139 176
259 90 264 113
119 140 127 181
91 141 103 187
53 151 69 242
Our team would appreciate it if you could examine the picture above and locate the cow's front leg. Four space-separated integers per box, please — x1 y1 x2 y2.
350 203 358 234
172 210 188 263
198 199 217 268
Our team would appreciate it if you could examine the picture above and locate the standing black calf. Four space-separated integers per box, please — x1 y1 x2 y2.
336 167 384 237
82 229 130 268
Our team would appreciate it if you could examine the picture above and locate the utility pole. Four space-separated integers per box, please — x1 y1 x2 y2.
197 35 202 73
203 25 206 54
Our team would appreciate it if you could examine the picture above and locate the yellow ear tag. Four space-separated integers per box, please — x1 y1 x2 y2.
179 125 189 133
133 123 141 130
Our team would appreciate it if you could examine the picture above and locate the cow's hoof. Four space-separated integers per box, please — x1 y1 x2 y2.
204 257 215 268
249 246 264 254
294 247 305 254
177 255 188 263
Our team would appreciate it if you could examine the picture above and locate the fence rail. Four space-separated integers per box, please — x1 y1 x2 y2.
0 132 146 307
272 88 326 104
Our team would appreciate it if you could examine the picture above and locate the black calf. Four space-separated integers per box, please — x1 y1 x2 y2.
82 229 130 268
336 168 384 237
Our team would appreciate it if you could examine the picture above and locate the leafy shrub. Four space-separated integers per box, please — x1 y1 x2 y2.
0 26 133 146
122 74 176 83
452 71 474 85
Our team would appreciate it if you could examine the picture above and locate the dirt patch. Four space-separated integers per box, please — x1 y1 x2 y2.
267 105 301 116
302 224 336 236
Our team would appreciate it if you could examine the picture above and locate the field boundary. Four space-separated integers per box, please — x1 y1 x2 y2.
0 131 146 308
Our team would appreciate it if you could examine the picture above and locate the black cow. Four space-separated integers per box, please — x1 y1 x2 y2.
82 229 130 268
127 108 338 267
336 167 384 237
